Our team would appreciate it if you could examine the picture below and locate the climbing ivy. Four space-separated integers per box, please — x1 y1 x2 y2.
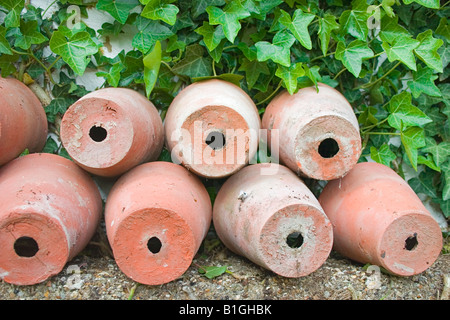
0 0 448 221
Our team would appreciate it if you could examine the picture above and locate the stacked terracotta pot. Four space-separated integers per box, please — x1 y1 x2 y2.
1 76 443 286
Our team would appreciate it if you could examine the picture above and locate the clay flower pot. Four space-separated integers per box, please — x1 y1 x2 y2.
164 79 261 179
0 77 48 166
318 162 443 276
105 161 212 285
213 163 333 277
0 153 103 285
262 83 361 180
60 87 164 177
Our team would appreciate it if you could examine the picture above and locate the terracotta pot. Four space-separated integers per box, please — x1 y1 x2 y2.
0 77 48 166
318 162 443 276
262 83 361 180
164 79 261 179
105 161 212 285
213 163 333 277
0 153 102 285
60 87 164 177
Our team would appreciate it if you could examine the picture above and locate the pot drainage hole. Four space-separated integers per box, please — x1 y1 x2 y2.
89 126 108 142
318 138 339 158
147 236 162 254
205 131 226 151
405 233 418 251
286 232 304 249
14 236 39 257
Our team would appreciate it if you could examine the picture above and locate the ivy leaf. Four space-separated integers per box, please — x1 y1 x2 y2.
192 73 244 87
335 40 374 78
143 40 162 98
238 58 270 90
401 126 426 171
1 0 24 28
195 21 226 52
141 0 180 26
370 144 396 167
96 61 123 87
278 9 315 50
275 62 305 95
198 265 229 279
206 0 251 43
96 0 140 24
408 172 438 198
402 0 439 9
387 91 432 130
414 30 444 73
382 36 420 71
435 17 450 42
381 0 395 18
339 9 370 40
49 30 99 76
441 161 450 202
14 20 48 50
318 14 339 56
132 16 173 54
379 15 411 44
172 44 212 78
0 26 12 55
407 65 441 98
191 0 226 19
255 29 296 67
421 137 450 168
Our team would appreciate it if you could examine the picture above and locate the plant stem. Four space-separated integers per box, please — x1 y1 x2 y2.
357 61 401 90
365 131 400 136
256 80 282 106
333 67 347 80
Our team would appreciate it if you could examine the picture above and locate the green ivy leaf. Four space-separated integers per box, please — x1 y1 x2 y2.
1 0 24 28
318 14 339 56
206 0 251 43
278 9 315 50
435 17 450 42
387 91 432 130
401 126 426 171
408 172 438 198
14 20 48 50
192 73 244 87
379 15 411 44
339 9 370 40
49 30 99 76
335 40 374 78
402 0 440 9
255 29 296 67
441 161 450 202
195 21 226 52
407 64 441 98
381 0 395 18
172 44 212 78
96 61 123 87
414 29 444 73
421 137 450 168
96 0 140 24
370 144 396 167
0 26 12 55
132 16 173 54
275 62 305 95
143 40 162 98
191 0 226 19
198 265 229 279
141 0 180 26
238 58 270 90
382 36 420 71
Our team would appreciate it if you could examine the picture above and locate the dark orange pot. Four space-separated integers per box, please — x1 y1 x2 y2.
262 83 361 180
60 87 164 177
213 163 333 277
164 79 261 179
318 162 443 276
0 77 48 166
105 161 212 285
0 153 102 285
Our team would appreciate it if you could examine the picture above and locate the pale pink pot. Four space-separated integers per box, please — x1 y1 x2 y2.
262 83 361 180
60 87 164 177
0 77 48 166
0 153 102 285
105 161 212 285
318 162 443 276
164 79 261 179
213 163 333 277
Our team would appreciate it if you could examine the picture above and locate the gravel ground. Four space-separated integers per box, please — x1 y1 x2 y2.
0 226 449 301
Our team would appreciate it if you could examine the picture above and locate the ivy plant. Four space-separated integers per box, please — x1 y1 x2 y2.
0 0 448 223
